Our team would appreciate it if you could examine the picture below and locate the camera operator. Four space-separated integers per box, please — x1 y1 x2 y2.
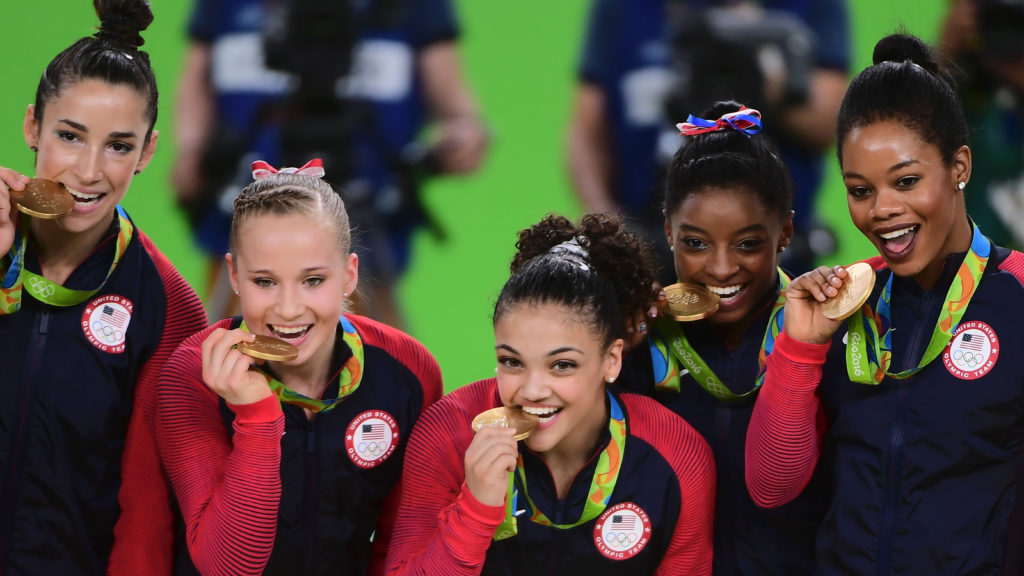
941 0 1024 251
172 0 487 328
567 0 849 279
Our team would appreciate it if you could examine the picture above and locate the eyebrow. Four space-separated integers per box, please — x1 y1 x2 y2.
676 223 767 235
495 344 584 356
843 159 919 180
58 118 138 140
248 266 330 275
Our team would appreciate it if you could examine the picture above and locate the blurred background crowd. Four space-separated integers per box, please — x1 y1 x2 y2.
2 0 1021 390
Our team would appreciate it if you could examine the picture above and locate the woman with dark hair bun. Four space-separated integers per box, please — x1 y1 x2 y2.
0 1 208 575
386 213 715 575
747 32 1024 574
618 100 827 575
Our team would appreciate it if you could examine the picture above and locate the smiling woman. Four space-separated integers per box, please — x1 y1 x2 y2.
746 32 1024 575
385 213 716 576
0 1 209 575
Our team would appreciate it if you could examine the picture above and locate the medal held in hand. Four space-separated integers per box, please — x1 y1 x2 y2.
662 282 720 321
237 334 300 362
471 407 539 441
10 179 75 219
822 262 876 321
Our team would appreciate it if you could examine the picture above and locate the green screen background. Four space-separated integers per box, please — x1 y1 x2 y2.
0 1 945 392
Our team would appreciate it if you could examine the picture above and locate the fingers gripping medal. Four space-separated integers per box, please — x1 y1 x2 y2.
237 334 300 362
662 282 721 321
471 407 539 441
10 179 74 219
822 262 876 321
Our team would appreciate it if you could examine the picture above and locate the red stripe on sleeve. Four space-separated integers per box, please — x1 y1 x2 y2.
386 380 505 576
156 321 285 576
999 250 1024 284
109 233 208 576
623 393 716 576
745 330 830 509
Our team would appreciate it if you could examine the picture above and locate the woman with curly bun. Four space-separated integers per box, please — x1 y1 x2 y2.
385 213 715 575
0 1 208 574
746 32 1024 574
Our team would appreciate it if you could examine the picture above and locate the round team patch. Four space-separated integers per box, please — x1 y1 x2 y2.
81 295 133 354
345 410 399 469
943 321 999 380
593 502 652 560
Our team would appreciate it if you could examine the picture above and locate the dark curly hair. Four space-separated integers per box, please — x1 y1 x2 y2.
34 0 159 143
494 213 660 347
836 32 968 168
664 100 793 221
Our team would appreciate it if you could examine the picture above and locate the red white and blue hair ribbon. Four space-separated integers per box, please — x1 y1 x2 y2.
251 158 326 180
676 106 762 137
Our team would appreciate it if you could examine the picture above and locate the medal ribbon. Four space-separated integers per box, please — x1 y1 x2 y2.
239 316 364 413
1 205 134 314
846 223 990 384
649 269 789 401
492 390 625 540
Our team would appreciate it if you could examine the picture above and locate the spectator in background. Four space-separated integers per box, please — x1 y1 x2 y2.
941 0 1024 250
172 0 488 328
567 0 849 279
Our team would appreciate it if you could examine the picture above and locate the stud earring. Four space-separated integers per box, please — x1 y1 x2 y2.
605 376 616 384
958 181 966 191
134 170 142 175
29 145 37 152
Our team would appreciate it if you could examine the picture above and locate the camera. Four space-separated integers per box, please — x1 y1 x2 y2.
664 6 818 123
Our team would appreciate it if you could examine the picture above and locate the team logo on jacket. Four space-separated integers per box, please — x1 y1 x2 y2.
81 295 133 353
593 502 651 560
345 410 399 469
943 321 999 380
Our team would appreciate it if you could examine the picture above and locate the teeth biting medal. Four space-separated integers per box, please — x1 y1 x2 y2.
9 179 75 219
661 282 720 321
471 407 539 441
237 334 300 361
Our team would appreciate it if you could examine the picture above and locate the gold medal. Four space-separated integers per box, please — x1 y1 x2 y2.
237 334 300 362
822 262 876 321
662 282 720 321
471 407 539 441
10 179 74 219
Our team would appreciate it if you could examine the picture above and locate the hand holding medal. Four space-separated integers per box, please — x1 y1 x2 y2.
471 406 539 441
783 263 877 345
10 179 75 220
200 328 290 405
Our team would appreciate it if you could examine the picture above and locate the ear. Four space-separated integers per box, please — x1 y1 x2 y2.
134 129 159 174
605 338 624 383
343 252 359 298
952 144 972 189
779 210 795 251
226 252 239 294
22 105 38 150
663 217 673 249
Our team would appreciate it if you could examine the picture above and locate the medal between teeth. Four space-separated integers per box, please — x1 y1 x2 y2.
471 407 539 441
10 179 75 219
237 334 300 361
662 282 721 322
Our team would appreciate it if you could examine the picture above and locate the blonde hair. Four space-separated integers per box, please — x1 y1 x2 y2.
230 173 351 255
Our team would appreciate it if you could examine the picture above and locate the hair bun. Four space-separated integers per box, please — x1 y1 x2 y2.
872 33 939 74
94 0 153 49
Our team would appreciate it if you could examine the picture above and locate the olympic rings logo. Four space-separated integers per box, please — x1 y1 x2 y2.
604 531 640 549
28 277 55 298
92 320 124 343
357 440 390 457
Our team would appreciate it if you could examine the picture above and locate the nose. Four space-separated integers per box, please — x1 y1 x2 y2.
275 283 304 319
706 246 738 281
74 146 104 184
871 186 905 220
518 368 549 403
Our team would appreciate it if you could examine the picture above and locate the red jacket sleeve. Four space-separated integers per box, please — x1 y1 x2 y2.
155 324 285 576
745 330 831 508
108 235 208 576
625 394 716 576
385 382 506 576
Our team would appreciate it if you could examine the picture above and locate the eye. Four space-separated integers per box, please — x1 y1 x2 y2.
847 186 871 199
304 276 325 287
253 277 274 288
681 237 708 251
895 175 920 189
736 238 765 251
551 359 578 372
497 356 522 370
57 130 79 143
109 141 135 154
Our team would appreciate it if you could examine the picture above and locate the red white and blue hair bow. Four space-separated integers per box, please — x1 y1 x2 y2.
251 158 326 180
676 106 762 137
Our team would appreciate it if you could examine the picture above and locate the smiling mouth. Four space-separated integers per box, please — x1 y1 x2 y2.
707 284 743 300
268 324 312 340
67 187 104 206
521 405 562 423
878 225 919 253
